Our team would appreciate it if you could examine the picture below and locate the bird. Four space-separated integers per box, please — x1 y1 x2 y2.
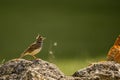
107 35 120 63
19 34 45 59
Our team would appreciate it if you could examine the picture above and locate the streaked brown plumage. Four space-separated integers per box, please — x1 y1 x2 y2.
107 35 120 63
19 34 45 59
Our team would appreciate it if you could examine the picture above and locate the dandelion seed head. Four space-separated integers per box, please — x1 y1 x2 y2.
53 42 57 46
49 51 53 54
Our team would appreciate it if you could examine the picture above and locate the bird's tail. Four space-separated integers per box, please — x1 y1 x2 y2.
19 53 26 58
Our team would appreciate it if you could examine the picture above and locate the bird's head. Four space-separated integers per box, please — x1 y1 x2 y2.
36 34 46 43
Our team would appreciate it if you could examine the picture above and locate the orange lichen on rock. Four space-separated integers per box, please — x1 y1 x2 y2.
107 35 120 63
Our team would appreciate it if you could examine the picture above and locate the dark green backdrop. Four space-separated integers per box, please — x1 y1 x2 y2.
0 0 120 61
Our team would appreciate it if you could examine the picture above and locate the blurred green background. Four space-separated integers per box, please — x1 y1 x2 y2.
0 0 120 75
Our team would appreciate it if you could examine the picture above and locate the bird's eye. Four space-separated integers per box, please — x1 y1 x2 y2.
38 41 41 43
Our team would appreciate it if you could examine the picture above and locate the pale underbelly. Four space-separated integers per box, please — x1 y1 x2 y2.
25 48 41 55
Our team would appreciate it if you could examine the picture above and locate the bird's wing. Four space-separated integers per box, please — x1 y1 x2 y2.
23 42 37 53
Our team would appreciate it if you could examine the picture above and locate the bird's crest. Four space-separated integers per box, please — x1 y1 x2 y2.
36 34 46 42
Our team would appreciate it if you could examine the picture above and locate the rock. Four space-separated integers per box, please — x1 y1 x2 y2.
0 59 120 80
73 61 120 80
0 59 64 80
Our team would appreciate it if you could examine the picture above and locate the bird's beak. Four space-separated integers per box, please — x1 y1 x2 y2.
42 37 46 40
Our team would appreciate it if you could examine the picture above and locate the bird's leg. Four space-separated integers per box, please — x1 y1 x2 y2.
32 55 37 59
